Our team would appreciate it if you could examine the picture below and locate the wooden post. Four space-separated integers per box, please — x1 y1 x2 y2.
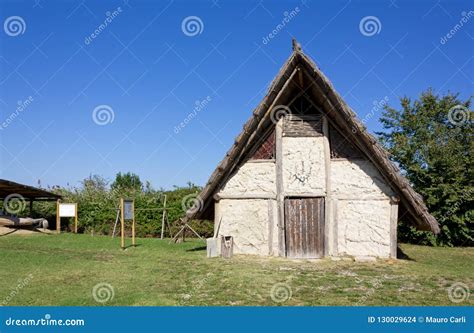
120 198 125 249
322 116 331 257
390 197 399 259
132 200 136 247
275 118 285 257
160 195 167 240
74 203 78 233
56 199 60 233
29 200 33 216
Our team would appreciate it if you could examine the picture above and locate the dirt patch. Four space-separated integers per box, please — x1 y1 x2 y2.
0 226 54 236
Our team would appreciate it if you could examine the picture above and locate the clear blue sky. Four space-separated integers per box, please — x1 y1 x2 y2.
0 0 472 190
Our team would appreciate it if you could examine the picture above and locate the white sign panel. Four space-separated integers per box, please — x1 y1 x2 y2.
59 203 76 217
123 200 134 220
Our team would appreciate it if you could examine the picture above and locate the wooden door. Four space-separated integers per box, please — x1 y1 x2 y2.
284 197 324 258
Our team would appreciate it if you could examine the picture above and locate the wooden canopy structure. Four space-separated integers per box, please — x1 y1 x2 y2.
186 39 440 234
0 179 61 202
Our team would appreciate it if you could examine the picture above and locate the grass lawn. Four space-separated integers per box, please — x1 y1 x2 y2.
0 233 472 306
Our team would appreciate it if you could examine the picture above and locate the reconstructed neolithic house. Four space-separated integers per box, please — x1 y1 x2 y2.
187 41 439 259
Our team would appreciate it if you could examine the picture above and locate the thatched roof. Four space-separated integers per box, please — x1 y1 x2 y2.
186 40 440 234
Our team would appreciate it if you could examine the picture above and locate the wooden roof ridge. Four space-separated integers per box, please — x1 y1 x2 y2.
187 40 440 234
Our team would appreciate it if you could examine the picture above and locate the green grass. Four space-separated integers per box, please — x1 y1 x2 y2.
0 233 472 306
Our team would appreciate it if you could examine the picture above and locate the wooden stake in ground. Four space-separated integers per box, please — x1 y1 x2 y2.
74 203 78 233
120 198 125 249
56 199 60 233
160 195 167 240
172 218 203 243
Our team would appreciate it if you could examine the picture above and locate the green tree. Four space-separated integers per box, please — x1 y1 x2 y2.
111 172 143 193
377 89 473 246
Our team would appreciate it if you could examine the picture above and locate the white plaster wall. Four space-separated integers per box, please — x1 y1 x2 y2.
215 199 277 256
331 159 394 199
336 199 391 258
282 137 326 195
218 161 276 197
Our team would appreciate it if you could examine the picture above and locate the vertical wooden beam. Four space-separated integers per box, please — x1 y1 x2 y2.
56 199 60 234
160 195 167 240
132 200 136 247
74 203 78 233
120 198 125 249
390 197 399 259
267 199 274 256
332 199 338 256
29 200 33 216
275 118 285 257
322 116 331 257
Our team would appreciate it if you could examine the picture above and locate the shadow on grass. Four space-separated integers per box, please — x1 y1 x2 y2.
397 246 415 261
186 245 207 252
121 244 142 250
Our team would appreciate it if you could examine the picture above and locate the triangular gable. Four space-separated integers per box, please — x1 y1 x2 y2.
187 40 439 234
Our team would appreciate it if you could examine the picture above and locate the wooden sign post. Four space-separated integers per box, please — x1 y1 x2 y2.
57 202 78 233
120 198 135 249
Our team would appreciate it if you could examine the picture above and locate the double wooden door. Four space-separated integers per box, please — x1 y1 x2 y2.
284 197 324 258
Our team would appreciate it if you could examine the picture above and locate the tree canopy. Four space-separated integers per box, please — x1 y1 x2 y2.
378 89 473 246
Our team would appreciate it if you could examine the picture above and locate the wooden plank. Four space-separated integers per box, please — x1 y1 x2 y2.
390 200 399 259
275 120 285 257
268 199 274 256
322 116 331 256
56 199 60 234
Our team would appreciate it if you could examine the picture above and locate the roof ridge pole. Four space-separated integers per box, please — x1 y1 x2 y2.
292 38 302 52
